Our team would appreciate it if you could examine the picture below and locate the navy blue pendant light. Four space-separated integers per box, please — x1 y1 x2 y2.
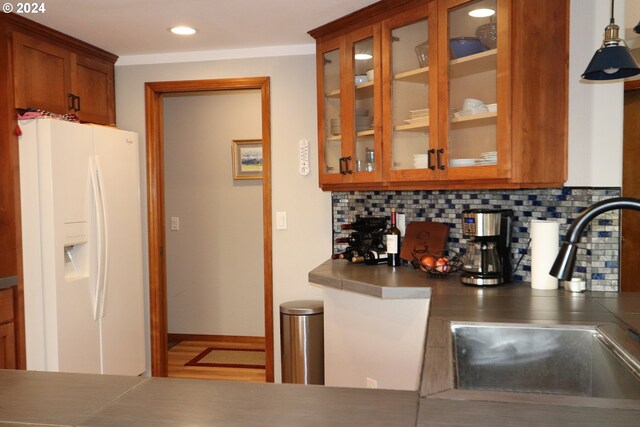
582 0 640 81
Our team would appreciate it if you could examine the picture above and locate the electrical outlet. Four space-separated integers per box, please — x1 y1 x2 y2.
366 377 378 389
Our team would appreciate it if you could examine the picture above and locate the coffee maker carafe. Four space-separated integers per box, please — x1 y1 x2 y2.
460 209 513 286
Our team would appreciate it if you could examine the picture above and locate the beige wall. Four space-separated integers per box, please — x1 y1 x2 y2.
163 90 264 336
115 55 331 380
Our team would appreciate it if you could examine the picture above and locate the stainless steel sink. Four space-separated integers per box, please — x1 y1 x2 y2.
451 323 640 399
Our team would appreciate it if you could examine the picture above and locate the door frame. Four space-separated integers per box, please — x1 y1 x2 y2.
144 77 273 380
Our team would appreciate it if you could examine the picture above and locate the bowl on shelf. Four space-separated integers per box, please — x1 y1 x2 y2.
355 74 368 85
366 69 374 81
449 37 487 59
476 20 497 50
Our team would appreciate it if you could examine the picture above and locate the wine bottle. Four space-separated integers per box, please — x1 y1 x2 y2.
335 232 362 246
332 247 360 260
386 208 401 267
352 249 388 265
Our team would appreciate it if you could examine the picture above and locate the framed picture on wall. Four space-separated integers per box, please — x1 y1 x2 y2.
232 139 263 180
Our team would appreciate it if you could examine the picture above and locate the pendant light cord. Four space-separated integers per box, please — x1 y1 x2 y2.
610 0 615 24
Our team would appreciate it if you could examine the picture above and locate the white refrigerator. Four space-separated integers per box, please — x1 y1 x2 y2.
19 118 146 375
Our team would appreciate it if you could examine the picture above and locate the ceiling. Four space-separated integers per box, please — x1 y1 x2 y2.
19 1 640 67
22 0 379 60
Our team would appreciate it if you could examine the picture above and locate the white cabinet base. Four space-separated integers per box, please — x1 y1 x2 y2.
323 287 430 391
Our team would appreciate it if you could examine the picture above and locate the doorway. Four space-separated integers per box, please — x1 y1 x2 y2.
622 79 640 292
145 78 274 380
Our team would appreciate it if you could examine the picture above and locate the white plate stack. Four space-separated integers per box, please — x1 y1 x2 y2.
449 158 477 167
355 110 373 132
413 154 430 169
475 151 497 165
403 108 429 124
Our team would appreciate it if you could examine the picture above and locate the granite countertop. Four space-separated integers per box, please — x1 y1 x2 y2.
1 261 639 426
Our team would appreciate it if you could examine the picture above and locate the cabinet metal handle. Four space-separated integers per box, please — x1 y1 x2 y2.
67 93 81 112
339 157 346 175
344 156 353 174
428 149 436 170
67 93 75 111
437 148 445 170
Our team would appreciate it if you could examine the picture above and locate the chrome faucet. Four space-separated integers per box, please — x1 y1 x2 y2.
549 197 640 280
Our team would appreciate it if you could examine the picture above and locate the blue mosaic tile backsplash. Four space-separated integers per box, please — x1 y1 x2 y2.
332 187 621 292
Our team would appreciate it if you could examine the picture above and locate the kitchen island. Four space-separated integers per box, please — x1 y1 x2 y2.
1 261 639 426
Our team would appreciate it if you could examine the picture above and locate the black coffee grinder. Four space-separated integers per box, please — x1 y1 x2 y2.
460 209 513 286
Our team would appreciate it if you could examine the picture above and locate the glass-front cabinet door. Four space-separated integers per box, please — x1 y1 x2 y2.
383 2 439 182
351 35 376 177
317 26 381 185
439 0 507 181
346 26 382 183
318 38 343 183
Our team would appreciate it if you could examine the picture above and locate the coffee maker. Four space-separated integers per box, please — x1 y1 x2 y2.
460 209 513 286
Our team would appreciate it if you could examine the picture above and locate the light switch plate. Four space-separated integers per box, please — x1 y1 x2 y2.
276 211 287 230
170 216 180 231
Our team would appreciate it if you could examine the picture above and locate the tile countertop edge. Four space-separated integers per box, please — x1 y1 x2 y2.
309 259 432 299
0 275 18 290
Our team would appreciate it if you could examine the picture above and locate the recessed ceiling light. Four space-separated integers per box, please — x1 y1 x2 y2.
169 26 197 36
354 53 373 60
468 8 495 18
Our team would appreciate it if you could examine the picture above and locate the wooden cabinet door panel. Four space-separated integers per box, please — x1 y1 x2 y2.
72 54 115 125
0 322 16 369
0 287 13 324
12 32 71 114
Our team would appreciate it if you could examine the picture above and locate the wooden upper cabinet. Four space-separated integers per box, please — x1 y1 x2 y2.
12 31 72 115
72 53 115 125
10 21 117 126
309 0 568 191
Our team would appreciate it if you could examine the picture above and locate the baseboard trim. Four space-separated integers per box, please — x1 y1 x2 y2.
168 333 265 345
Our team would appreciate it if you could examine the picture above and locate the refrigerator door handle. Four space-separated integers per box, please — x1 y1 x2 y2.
94 157 109 320
89 158 107 320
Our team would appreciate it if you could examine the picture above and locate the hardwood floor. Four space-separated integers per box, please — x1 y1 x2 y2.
168 339 266 382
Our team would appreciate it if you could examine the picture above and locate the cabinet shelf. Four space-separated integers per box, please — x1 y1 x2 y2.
327 134 342 141
394 67 429 83
395 120 429 131
449 49 497 79
450 111 497 126
326 89 341 98
357 129 374 137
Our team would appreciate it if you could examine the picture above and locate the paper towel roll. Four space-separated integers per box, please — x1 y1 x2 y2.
530 220 560 290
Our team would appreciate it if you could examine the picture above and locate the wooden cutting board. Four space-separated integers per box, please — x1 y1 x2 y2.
400 221 450 262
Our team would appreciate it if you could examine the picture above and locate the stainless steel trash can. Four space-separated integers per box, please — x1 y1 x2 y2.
280 300 324 385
